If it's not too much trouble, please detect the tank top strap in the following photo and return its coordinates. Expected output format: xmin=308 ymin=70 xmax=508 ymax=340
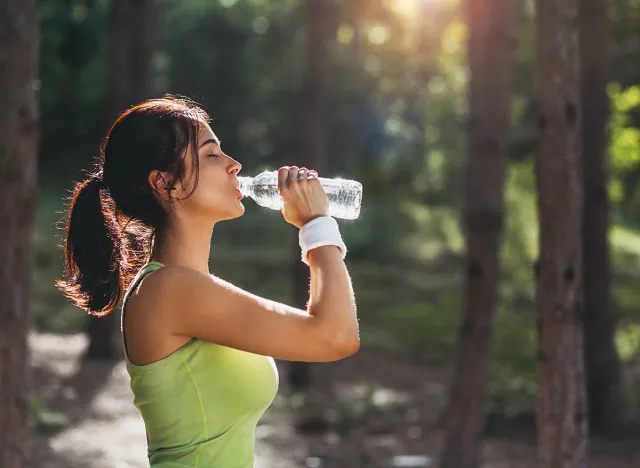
xmin=121 ymin=261 xmax=166 ymax=363
xmin=122 ymin=261 xmax=165 ymax=307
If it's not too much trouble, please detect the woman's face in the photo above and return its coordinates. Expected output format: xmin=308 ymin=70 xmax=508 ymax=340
xmin=164 ymin=122 xmax=244 ymax=223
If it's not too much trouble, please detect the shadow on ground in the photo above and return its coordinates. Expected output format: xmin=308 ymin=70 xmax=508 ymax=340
xmin=27 ymin=332 xmax=640 ymax=468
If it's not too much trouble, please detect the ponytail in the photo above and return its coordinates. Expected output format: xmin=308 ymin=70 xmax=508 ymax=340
xmin=57 ymin=177 xmax=122 ymax=316
xmin=56 ymin=96 xmax=212 ymax=315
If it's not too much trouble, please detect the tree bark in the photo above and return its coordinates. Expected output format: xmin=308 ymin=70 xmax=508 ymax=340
xmin=288 ymin=0 xmax=333 ymax=393
xmin=105 ymin=0 xmax=153 ymax=121
xmin=534 ymin=0 xmax=588 ymax=466
xmin=580 ymin=0 xmax=624 ymax=434
xmin=438 ymin=1 xmax=516 ymax=467
xmin=86 ymin=0 xmax=153 ymax=360
xmin=0 ymin=0 xmax=39 ymax=466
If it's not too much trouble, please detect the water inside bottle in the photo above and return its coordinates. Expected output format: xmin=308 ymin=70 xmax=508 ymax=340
xmin=238 ymin=173 xmax=362 ymax=220
xmin=323 ymin=180 xmax=362 ymax=219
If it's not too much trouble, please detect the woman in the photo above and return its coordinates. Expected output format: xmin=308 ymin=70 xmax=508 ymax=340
xmin=57 ymin=96 xmax=359 ymax=467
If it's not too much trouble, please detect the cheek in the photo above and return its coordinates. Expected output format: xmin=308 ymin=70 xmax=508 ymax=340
xmin=193 ymin=176 xmax=228 ymax=209
xmin=186 ymin=163 xmax=235 ymax=213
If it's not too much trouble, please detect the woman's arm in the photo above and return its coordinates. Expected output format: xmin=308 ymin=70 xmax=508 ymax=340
xmin=306 ymin=246 xmax=359 ymax=355
xmin=144 ymin=259 xmax=358 ymax=362
xmin=143 ymin=166 xmax=359 ymax=362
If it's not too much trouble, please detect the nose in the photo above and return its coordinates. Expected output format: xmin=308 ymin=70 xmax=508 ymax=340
xmin=227 ymin=156 xmax=242 ymax=175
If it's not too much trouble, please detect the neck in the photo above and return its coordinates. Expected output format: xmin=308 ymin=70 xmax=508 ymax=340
xmin=151 ymin=217 xmax=214 ymax=275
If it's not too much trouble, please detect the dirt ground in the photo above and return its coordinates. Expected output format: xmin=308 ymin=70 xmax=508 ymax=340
xmin=27 ymin=332 xmax=640 ymax=468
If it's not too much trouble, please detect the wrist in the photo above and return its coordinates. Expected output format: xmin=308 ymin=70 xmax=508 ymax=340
xmin=306 ymin=245 xmax=342 ymax=264
xmin=298 ymin=216 xmax=347 ymax=265
xmin=295 ymin=214 xmax=326 ymax=230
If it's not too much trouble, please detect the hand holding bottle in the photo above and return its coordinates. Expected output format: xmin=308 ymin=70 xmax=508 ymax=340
xmin=238 ymin=169 xmax=363 ymax=220
xmin=278 ymin=166 xmax=328 ymax=229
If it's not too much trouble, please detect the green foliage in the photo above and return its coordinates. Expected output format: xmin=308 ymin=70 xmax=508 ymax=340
xmin=609 ymin=84 xmax=640 ymax=210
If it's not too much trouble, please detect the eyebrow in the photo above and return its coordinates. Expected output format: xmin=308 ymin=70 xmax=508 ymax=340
xmin=199 ymin=138 xmax=220 ymax=149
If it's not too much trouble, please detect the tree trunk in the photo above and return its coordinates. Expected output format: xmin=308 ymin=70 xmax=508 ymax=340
xmin=86 ymin=0 xmax=153 ymax=360
xmin=438 ymin=1 xmax=516 ymax=467
xmin=106 ymin=0 xmax=153 ymax=121
xmin=288 ymin=0 xmax=333 ymax=392
xmin=534 ymin=0 xmax=588 ymax=466
xmin=0 ymin=0 xmax=39 ymax=466
xmin=580 ymin=0 xmax=624 ymax=435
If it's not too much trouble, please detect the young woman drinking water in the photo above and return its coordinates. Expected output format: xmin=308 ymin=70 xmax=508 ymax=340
xmin=57 ymin=96 xmax=359 ymax=467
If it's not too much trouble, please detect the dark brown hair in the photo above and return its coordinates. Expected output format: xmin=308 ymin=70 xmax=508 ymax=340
xmin=56 ymin=95 xmax=210 ymax=316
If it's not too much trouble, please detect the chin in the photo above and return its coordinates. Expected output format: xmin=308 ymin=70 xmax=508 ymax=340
xmin=230 ymin=208 xmax=245 ymax=219
xmin=220 ymin=202 xmax=245 ymax=221
xmin=206 ymin=197 xmax=246 ymax=223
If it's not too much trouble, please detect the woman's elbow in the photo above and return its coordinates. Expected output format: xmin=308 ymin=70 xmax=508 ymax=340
xmin=328 ymin=333 xmax=360 ymax=361
xmin=341 ymin=336 xmax=360 ymax=357
xmin=311 ymin=312 xmax=360 ymax=361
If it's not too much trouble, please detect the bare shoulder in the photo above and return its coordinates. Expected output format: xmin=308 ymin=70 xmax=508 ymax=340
xmin=130 ymin=265 xmax=264 ymax=322
xmin=137 ymin=265 xmax=246 ymax=301
xmin=128 ymin=264 xmax=356 ymax=362
xmin=123 ymin=266 xmax=208 ymax=364
xmin=130 ymin=265 xmax=216 ymax=310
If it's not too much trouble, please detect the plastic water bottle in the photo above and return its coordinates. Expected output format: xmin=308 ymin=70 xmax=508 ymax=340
xmin=238 ymin=170 xmax=363 ymax=220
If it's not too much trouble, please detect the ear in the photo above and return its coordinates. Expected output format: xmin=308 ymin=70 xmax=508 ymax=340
xmin=148 ymin=170 xmax=174 ymax=201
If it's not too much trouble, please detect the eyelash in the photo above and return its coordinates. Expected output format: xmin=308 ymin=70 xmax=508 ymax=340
xmin=207 ymin=153 xmax=219 ymax=158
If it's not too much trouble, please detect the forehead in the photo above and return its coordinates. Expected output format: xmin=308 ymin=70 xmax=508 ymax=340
xmin=197 ymin=123 xmax=218 ymax=146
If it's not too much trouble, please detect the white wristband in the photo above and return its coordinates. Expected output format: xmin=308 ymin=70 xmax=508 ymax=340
xmin=298 ymin=216 xmax=347 ymax=265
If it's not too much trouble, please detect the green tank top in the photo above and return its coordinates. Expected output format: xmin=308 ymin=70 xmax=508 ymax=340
xmin=120 ymin=262 xmax=279 ymax=467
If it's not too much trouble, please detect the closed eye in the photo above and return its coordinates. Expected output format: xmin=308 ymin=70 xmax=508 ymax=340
xmin=207 ymin=153 xmax=220 ymax=158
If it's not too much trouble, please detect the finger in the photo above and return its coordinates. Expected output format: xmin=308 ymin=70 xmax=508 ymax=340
xmin=309 ymin=177 xmax=323 ymax=190
xmin=298 ymin=168 xmax=308 ymax=181
xmin=278 ymin=167 xmax=289 ymax=192
xmin=287 ymin=166 xmax=299 ymax=185
xmin=308 ymin=170 xmax=318 ymax=179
